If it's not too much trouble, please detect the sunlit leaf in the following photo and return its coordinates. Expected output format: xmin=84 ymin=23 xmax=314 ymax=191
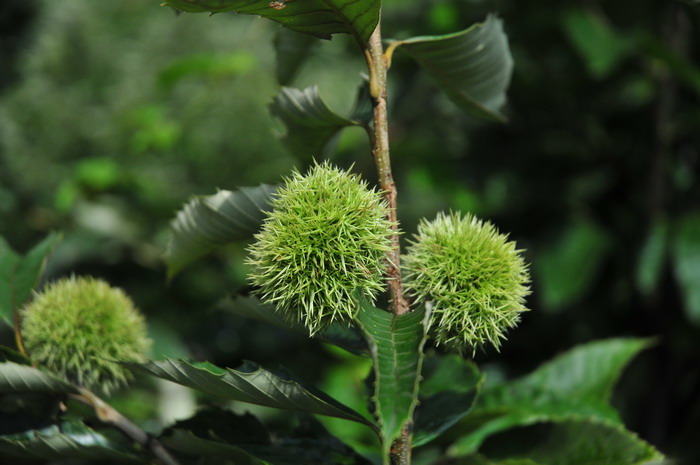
xmin=0 ymin=421 xmax=145 ymax=462
xmin=269 ymin=86 xmax=367 ymax=160
xmin=392 ymin=15 xmax=513 ymax=122
xmin=165 ymin=184 xmax=276 ymax=277
xmin=355 ymin=294 xmax=429 ymax=450
xmin=413 ymin=355 xmax=483 ymax=447
xmin=449 ymin=338 xmax=653 ymax=456
xmin=128 ymin=358 xmax=377 ymax=431
xmin=0 ymin=233 xmax=61 ymax=325
xmin=672 ymin=212 xmax=700 ymax=325
xmin=161 ymin=0 xmax=381 ymax=45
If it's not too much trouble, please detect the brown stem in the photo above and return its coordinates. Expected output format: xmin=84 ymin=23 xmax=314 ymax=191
xmin=72 ymin=388 xmax=181 ymax=465
xmin=365 ymin=20 xmax=412 ymax=465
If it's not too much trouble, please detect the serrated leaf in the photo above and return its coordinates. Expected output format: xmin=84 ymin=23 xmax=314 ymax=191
xmin=672 ymin=212 xmax=700 ymax=325
xmin=161 ymin=0 xmax=381 ymax=45
xmin=269 ymin=86 xmax=368 ymax=160
xmin=0 ymin=421 xmax=145 ymax=462
xmin=128 ymin=358 xmax=377 ymax=431
xmin=274 ymin=28 xmax=318 ymax=85
xmin=0 ymin=362 xmax=77 ymax=395
xmin=449 ymin=338 xmax=653 ymax=456
xmin=355 ymin=294 xmax=429 ymax=451
xmin=219 ymin=295 xmax=368 ymax=355
xmin=413 ymin=355 xmax=483 ymax=447
xmin=636 ymin=219 xmax=669 ymax=296
xmin=0 ymin=233 xmax=61 ymax=325
xmin=535 ymin=219 xmax=611 ymax=312
xmin=165 ymin=184 xmax=276 ymax=277
xmin=482 ymin=419 xmax=663 ymax=465
xmin=392 ymin=15 xmax=513 ymax=122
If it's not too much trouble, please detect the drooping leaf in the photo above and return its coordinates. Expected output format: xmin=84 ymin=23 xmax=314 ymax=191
xmin=162 ymin=409 xmax=372 ymax=465
xmin=392 ymin=15 xmax=514 ymax=122
xmin=161 ymin=0 xmax=381 ymax=45
xmin=128 ymin=358 xmax=377 ymax=431
xmin=535 ymin=219 xmax=611 ymax=312
xmin=219 ymin=295 xmax=368 ymax=355
xmin=269 ymin=86 xmax=367 ymax=160
xmin=165 ymin=184 xmax=276 ymax=277
xmin=672 ymin=212 xmax=700 ymax=325
xmin=636 ymin=218 xmax=669 ymax=296
xmin=274 ymin=28 xmax=319 ymax=85
xmin=355 ymin=294 xmax=429 ymax=450
xmin=0 ymin=362 xmax=77 ymax=395
xmin=0 ymin=421 xmax=146 ymax=462
xmin=480 ymin=419 xmax=663 ymax=465
xmin=413 ymin=355 xmax=483 ymax=447
xmin=449 ymin=338 xmax=653 ymax=456
xmin=0 ymin=233 xmax=61 ymax=325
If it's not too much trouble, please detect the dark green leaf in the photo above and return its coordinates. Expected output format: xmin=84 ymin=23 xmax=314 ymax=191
xmin=636 ymin=219 xmax=669 ymax=296
xmin=673 ymin=212 xmax=700 ymax=325
xmin=161 ymin=0 xmax=381 ymax=45
xmin=355 ymin=294 xmax=429 ymax=449
xmin=165 ymin=184 xmax=276 ymax=277
xmin=269 ymin=86 xmax=366 ymax=160
xmin=393 ymin=15 xmax=513 ymax=122
xmin=128 ymin=358 xmax=377 ymax=430
xmin=219 ymin=295 xmax=368 ymax=355
xmin=449 ymin=338 xmax=653 ymax=456
xmin=413 ymin=355 xmax=483 ymax=447
xmin=0 ymin=421 xmax=145 ymax=462
xmin=0 ymin=233 xmax=61 ymax=325
xmin=482 ymin=419 xmax=663 ymax=465
xmin=274 ymin=29 xmax=318 ymax=85
xmin=535 ymin=219 xmax=611 ymax=312
xmin=0 ymin=362 xmax=77 ymax=395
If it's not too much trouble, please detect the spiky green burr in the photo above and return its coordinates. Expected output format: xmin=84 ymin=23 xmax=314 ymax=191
xmin=21 ymin=276 xmax=151 ymax=394
xmin=247 ymin=162 xmax=394 ymax=335
xmin=403 ymin=212 xmax=530 ymax=354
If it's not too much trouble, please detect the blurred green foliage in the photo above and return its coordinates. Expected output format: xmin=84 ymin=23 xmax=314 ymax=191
xmin=1 ymin=0 xmax=699 ymax=463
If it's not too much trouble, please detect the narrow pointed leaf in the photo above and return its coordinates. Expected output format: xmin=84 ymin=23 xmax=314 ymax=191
xmin=161 ymin=0 xmax=381 ymax=45
xmin=0 ymin=362 xmax=77 ymax=394
xmin=393 ymin=15 xmax=513 ymax=122
xmin=128 ymin=358 xmax=377 ymax=430
xmin=166 ymin=184 xmax=276 ymax=277
xmin=636 ymin=218 xmax=669 ymax=296
xmin=449 ymin=338 xmax=653 ymax=456
xmin=219 ymin=295 xmax=368 ymax=355
xmin=672 ymin=212 xmax=700 ymax=325
xmin=269 ymin=86 xmax=367 ymax=160
xmin=0 ymin=233 xmax=61 ymax=325
xmin=413 ymin=355 xmax=483 ymax=447
xmin=0 ymin=421 xmax=145 ymax=462
xmin=274 ymin=28 xmax=318 ymax=85
xmin=355 ymin=294 xmax=429 ymax=448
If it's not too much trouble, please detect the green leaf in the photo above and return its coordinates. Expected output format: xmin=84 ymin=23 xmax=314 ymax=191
xmin=392 ymin=15 xmax=514 ymax=122
xmin=0 ymin=421 xmax=145 ymax=462
xmin=0 ymin=362 xmax=77 ymax=395
xmin=672 ymin=212 xmax=700 ymax=325
xmin=158 ymin=51 xmax=257 ymax=89
xmin=161 ymin=0 xmax=381 ymax=45
xmin=269 ymin=86 xmax=367 ymax=160
xmin=274 ymin=28 xmax=318 ymax=85
xmin=165 ymin=184 xmax=276 ymax=277
xmin=355 ymin=294 xmax=429 ymax=451
xmin=535 ymin=219 xmax=611 ymax=312
xmin=449 ymin=338 xmax=653 ymax=456
xmin=636 ymin=219 xmax=669 ymax=296
xmin=562 ymin=8 xmax=633 ymax=79
xmin=0 ymin=233 xmax=61 ymax=325
xmin=413 ymin=355 xmax=483 ymax=447
xmin=219 ymin=295 xmax=368 ymax=355
xmin=481 ymin=419 xmax=663 ymax=465
xmin=128 ymin=358 xmax=377 ymax=431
